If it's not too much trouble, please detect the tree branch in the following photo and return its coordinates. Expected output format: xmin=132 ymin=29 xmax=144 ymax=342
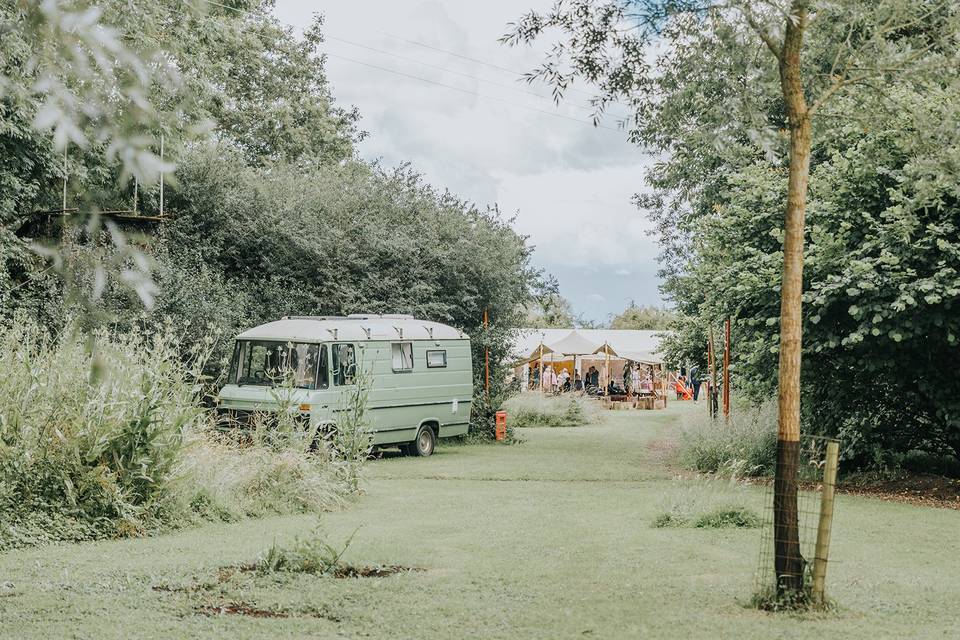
xmin=741 ymin=4 xmax=782 ymax=61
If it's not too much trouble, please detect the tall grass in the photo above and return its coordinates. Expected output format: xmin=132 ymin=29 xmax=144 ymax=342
xmin=0 ymin=316 xmax=365 ymax=549
xmin=500 ymin=393 xmax=599 ymax=428
xmin=677 ymin=400 xmax=778 ymax=477
xmin=0 ymin=317 xmax=205 ymax=533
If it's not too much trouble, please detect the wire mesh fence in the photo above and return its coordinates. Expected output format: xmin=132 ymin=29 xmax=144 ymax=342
xmin=754 ymin=435 xmax=840 ymax=604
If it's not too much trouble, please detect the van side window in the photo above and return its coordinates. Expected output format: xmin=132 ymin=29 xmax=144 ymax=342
xmin=317 ymin=344 xmax=329 ymax=389
xmin=332 ymin=343 xmax=356 ymax=386
xmin=426 ymin=349 xmax=447 ymax=368
xmin=391 ymin=342 xmax=414 ymax=372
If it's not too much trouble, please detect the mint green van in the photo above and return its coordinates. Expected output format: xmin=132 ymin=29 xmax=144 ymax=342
xmin=216 ymin=315 xmax=473 ymax=456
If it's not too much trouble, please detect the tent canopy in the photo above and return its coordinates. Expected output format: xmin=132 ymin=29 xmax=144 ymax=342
xmin=515 ymin=342 xmax=556 ymax=366
xmin=617 ymin=350 xmax=664 ymax=365
xmin=549 ymin=330 xmax=601 ymax=356
xmin=593 ymin=342 xmax=618 ymax=356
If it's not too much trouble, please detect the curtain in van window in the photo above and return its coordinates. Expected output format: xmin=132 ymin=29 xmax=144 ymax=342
xmin=392 ymin=342 xmax=414 ymax=371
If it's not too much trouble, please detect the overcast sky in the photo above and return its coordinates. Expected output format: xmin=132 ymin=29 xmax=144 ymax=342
xmin=273 ymin=0 xmax=664 ymax=324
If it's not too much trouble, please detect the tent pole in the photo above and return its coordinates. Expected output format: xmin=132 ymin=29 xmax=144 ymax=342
xmin=605 ymin=342 xmax=610 ymax=393
xmin=539 ymin=342 xmax=544 ymax=395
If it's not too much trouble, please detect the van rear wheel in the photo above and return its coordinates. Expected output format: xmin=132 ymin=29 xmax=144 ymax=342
xmin=409 ymin=425 xmax=436 ymax=457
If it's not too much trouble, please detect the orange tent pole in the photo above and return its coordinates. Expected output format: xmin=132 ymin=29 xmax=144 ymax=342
xmin=483 ymin=309 xmax=490 ymax=402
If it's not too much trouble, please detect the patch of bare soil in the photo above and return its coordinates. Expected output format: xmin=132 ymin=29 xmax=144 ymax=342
xmin=743 ymin=473 xmax=960 ymax=510
xmin=838 ymin=474 xmax=960 ymax=510
xmin=225 ymin=561 xmax=423 ymax=579
xmin=333 ymin=564 xmax=418 ymax=578
xmin=197 ymin=602 xmax=288 ymax=618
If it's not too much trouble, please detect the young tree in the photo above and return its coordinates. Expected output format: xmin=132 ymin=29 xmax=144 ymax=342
xmin=609 ymin=301 xmax=677 ymax=330
xmin=504 ymin=0 xmax=957 ymax=597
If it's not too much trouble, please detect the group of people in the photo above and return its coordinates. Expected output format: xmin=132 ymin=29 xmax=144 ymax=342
xmin=530 ymin=365 xmax=580 ymax=393
xmin=528 ymin=362 xmax=659 ymax=397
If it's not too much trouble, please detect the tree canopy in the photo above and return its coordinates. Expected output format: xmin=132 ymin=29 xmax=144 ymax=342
xmin=2 ymin=1 xmax=539 ymax=438
xmin=505 ymin=0 xmax=960 ymax=464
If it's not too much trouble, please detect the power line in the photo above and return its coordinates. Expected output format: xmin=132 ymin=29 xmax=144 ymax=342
xmin=192 ymin=0 xmax=624 ymax=133
xmin=376 ymin=29 xmax=630 ymax=107
xmin=325 ymin=34 xmax=600 ymax=114
xmin=203 ymin=1 xmax=626 ymax=111
xmin=376 ymin=30 xmax=523 ymax=77
xmin=325 ymin=53 xmax=622 ymax=132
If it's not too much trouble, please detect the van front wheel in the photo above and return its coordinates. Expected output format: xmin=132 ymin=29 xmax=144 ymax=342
xmin=409 ymin=425 xmax=436 ymax=457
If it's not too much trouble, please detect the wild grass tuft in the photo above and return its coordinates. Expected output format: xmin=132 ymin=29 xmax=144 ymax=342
xmin=676 ymin=400 xmax=778 ymax=477
xmin=257 ymin=529 xmax=357 ymax=576
xmin=653 ymin=477 xmax=763 ymax=529
xmin=693 ymin=506 xmax=761 ymax=529
xmin=501 ymin=393 xmax=598 ymax=428
xmin=0 ymin=315 xmax=207 ymax=543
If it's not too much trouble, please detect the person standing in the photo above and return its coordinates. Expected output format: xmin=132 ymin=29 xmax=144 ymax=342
xmin=543 ymin=365 xmax=557 ymax=394
xmin=690 ymin=365 xmax=701 ymax=403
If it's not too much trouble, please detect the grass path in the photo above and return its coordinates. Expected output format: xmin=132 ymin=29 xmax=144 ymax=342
xmin=2 ymin=402 xmax=959 ymax=638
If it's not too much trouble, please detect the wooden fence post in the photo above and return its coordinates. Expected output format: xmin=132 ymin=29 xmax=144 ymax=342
xmin=812 ymin=440 xmax=840 ymax=604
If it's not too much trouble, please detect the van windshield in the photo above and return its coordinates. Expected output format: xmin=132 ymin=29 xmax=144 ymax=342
xmin=230 ymin=340 xmax=328 ymax=390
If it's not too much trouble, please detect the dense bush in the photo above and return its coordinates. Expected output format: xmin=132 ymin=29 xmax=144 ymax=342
xmin=501 ymin=394 xmax=595 ymax=428
xmin=0 ymin=317 xmax=363 ymax=549
xmin=0 ymin=317 xmax=203 ymax=528
xmin=154 ymin=147 xmax=535 ymax=438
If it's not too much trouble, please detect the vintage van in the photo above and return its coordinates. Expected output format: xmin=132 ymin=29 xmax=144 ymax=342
xmin=216 ymin=314 xmax=473 ymax=456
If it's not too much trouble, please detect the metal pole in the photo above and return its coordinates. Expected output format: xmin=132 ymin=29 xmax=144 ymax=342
xmin=159 ymin=133 xmax=165 ymax=217
xmin=62 ymin=146 xmax=68 ymax=212
xmin=483 ymin=309 xmax=490 ymax=402
xmin=812 ymin=440 xmax=840 ymax=604
xmin=723 ymin=318 xmax=731 ymax=421
xmin=707 ymin=331 xmax=714 ymax=417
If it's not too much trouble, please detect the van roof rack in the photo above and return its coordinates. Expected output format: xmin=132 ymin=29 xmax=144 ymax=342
xmin=281 ymin=314 xmax=416 ymax=321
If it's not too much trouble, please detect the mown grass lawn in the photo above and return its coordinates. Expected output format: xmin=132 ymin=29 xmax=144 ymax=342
xmin=2 ymin=402 xmax=958 ymax=639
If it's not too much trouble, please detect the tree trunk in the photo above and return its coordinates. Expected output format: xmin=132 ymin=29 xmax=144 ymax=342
xmin=774 ymin=1 xmax=811 ymax=597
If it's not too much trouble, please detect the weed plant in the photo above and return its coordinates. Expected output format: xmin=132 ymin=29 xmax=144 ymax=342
xmin=677 ymin=400 xmax=779 ymax=477
xmin=501 ymin=393 xmax=597 ymax=428
xmin=257 ymin=529 xmax=357 ymax=576
xmin=652 ymin=477 xmax=762 ymax=529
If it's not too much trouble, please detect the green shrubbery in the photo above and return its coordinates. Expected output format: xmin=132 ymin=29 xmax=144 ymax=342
xmin=501 ymin=394 xmax=595 ymax=428
xmin=653 ymin=506 xmax=761 ymax=529
xmin=676 ymin=401 xmax=779 ymax=477
xmin=0 ymin=317 xmax=364 ymax=549
xmin=0 ymin=317 xmax=203 ymax=536
xmin=652 ymin=479 xmax=762 ymax=529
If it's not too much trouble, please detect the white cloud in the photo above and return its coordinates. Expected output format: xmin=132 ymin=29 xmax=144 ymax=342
xmin=273 ymin=0 xmax=664 ymax=320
